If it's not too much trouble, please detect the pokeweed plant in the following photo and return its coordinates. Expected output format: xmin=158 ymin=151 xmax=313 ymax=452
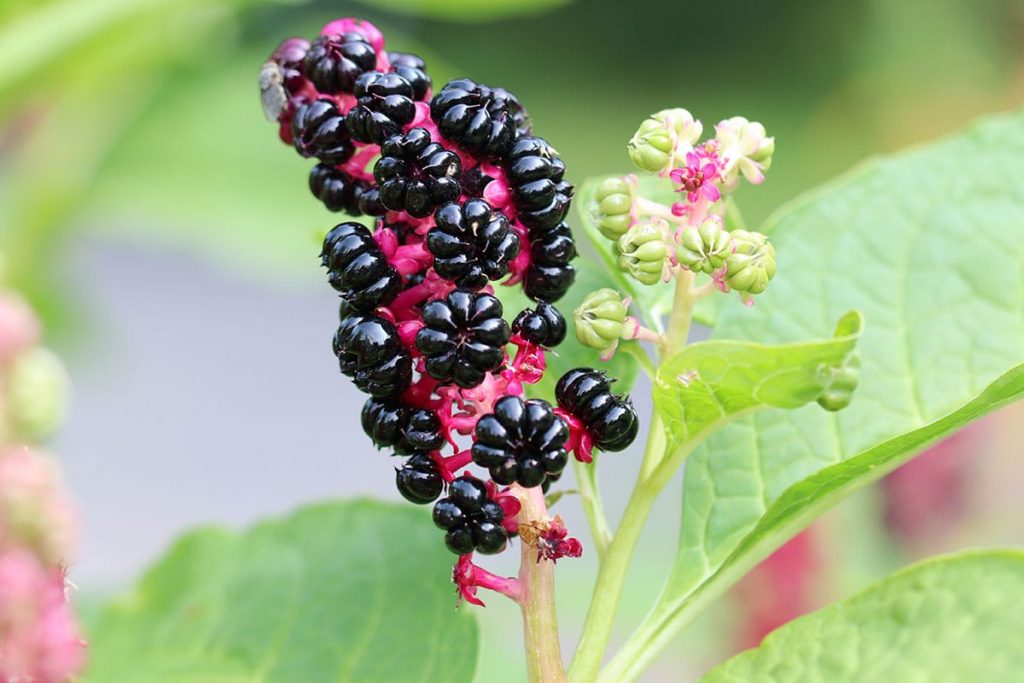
xmin=82 ymin=15 xmax=1024 ymax=683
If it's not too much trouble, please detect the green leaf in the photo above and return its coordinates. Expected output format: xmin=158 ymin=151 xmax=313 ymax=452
xmin=497 ymin=258 xmax=639 ymax=403
xmin=701 ymin=550 xmax=1024 ymax=682
xmin=85 ymin=500 xmax=479 ymax=683
xmin=654 ymin=311 xmax=861 ymax=456
xmin=350 ymin=0 xmax=574 ymax=22
xmin=601 ymin=109 xmax=1024 ymax=681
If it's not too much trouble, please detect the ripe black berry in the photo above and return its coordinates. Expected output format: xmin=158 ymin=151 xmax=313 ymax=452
xmin=427 ymin=199 xmax=520 ymax=288
xmin=430 ymin=78 xmax=530 ymax=158
xmin=396 ymin=453 xmax=444 ymax=504
xmin=291 ymin=98 xmax=355 ymax=164
xmin=524 ymin=263 xmax=576 ymax=303
xmin=334 ymin=313 xmax=412 ymax=398
xmin=387 ymin=51 xmax=431 ymax=101
xmin=555 ymin=368 xmax=639 ymax=451
xmin=512 ymin=302 xmax=566 ymax=347
xmin=303 ymin=32 xmax=377 ymax=94
xmin=472 ymin=395 xmax=569 ymax=488
xmin=531 ymin=221 xmax=576 ymax=268
xmin=309 ymin=164 xmax=370 ymax=214
xmin=321 ymin=222 xmax=400 ymax=310
xmin=505 ymin=136 xmax=574 ymax=231
xmin=415 ymin=289 xmax=510 ymax=388
xmin=346 ymin=71 xmax=416 ymax=144
xmin=374 ymin=128 xmax=461 ymax=218
xmin=432 ymin=476 xmax=508 ymax=555
xmin=361 ymin=397 xmax=444 ymax=453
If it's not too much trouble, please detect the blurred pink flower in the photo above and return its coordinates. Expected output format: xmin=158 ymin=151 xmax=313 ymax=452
xmin=670 ymin=150 xmax=722 ymax=204
xmin=0 ymin=549 xmax=85 ymax=683
xmin=0 ymin=293 xmax=40 ymax=367
xmin=0 ymin=447 xmax=75 ymax=567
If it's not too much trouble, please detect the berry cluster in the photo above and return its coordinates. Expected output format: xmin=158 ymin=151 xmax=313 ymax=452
xmin=262 ymin=18 xmax=638 ymax=602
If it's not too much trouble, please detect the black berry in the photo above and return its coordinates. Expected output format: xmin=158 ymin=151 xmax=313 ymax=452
xmin=333 ymin=313 xmax=412 ymax=398
xmin=415 ymin=290 xmax=511 ymax=388
xmin=427 ymin=199 xmax=520 ymax=288
xmin=505 ymin=136 xmax=574 ymax=231
xmin=346 ymin=71 xmax=417 ymax=144
xmin=472 ymin=395 xmax=569 ymax=488
xmin=396 ymin=453 xmax=443 ymax=504
xmin=387 ymin=51 xmax=431 ymax=101
xmin=555 ymin=368 xmax=639 ymax=452
xmin=309 ymin=164 xmax=370 ymax=214
xmin=430 ymin=78 xmax=530 ymax=158
xmin=374 ymin=128 xmax=461 ymax=218
xmin=531 ymin=221 xmax=576 ymax=268
xmin=303 ymin=33 xmax=377 ymax=94
xmin=512 ymin=302 xmax=566 ymax=347
xmin=291 ymin=98 xmax=355 ymax=164
xmin=432 ymin=476 xmax=508 ymax=555
xmin=524 ymin=263 xmax=576 ymax=303
xmin=361 ymin=397 xmax=444 ymax=453
xmin=321 ymin=222 xmax=401 ymax=310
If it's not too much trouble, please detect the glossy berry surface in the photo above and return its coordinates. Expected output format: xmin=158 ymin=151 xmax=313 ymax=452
xmin=472 ymin=395 xmax=569 ymax=488
xmin=303 ymin=32 xmax=377 ymax=94
xmin=555 ymin=368 xmax=639 ymax=451
xmin=290 ymin=98 xmax=355 ymax=164
xmin=415 ymin=290 xmax=510 ymax=388
xmin=524 ymin=262 xmax=576 ymax=304
xmin=387 ymin=51 xmax=431 ymax=101
xmin=430 ymin=78 xmax=530 ymax=158
xmin=346 ymin=71 xmax=416 ymax=144
xmin=531 ymin=221 xmax=577 ymax=268
xmin=321 ymin=222 xmax=400 ymax=310
xmin=309 ymin=164 xmax=369 ymax=214
xmin=396 ymin=454 xmax=444 ymax=504
xmin=361 ymin=397 xmax=444 ymax=453
xmin=427 ymin=199 xmax=520 ymax=288
xmin=374 ymin=128 xmax=461 ymax=218
xmin=505 ymin=136 xmax=573 ymax=230
xmin=432 ymin=476 xmax=508 ymax=555
xmin=512 ymin=302 xmax=566 ymax=347
xmin=334 ymin=313 xmax=412 ymax=398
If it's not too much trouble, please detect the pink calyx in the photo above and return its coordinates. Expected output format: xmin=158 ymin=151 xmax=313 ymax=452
xmin=508 ymin=336 xmax=546 ymax=385
xmin=388 ymin=271 xmax=454 ymax=321
xmin=320 ymin=18 xmax=385 ymax=54
xmin=340 ymin=144 xmax=379 ymax=183
xmin=520 ymin=515 xmax=583 ymax=564
xmin=555 ymin=408 xmax=595 ymax=463
xmin=453 ymin=554 xmax=523 ymax=607
xmin=484 ymin=481 xmax=523 ymax=534
xmin=503 ymin=221 xmax=532 ymax=286
xmin=374 ymin=229 xmax=434 ymax=276
xmin=429 ymin=449 xmax=473 ymax=483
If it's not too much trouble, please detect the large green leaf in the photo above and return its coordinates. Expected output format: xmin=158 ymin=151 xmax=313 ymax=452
xmin=85 ymin=500 xmax=479 ymax=683
xmin=701 ymin=550 xmax=1024 ymax=682
xmin=600 ymin=109 xmax=1024 ymax=681
xmin=654 ymin=310 xmax=861 ymax=456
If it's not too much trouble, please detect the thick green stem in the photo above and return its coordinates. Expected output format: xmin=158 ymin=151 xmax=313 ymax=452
xmin=516 ymin=485 xmax=567 ymax=683
xmin=574 ymin=457 xmax=612 ymax=563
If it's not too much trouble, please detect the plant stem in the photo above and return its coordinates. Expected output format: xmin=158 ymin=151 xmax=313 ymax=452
xmin=573 ymin=457 xmax=612 ymax=562
xmin=516 ymin=485 xmax=567 ymax=683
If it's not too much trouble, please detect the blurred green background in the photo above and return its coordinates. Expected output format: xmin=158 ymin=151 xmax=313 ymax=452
xmin=2 ymin=0 xmax=1023 ymax=680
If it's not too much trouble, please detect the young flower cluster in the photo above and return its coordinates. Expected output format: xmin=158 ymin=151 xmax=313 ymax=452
xmin=262 ymin=18 xmax=639 ymax=606
xmin=579 ymin=109 xmax=778 ymax=355
xmin=0 ymin=288 xmax=84 ymax=682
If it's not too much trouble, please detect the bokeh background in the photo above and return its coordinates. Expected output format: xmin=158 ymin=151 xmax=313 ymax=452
xmin=2 ymin=0 xmax=1024 ymax=679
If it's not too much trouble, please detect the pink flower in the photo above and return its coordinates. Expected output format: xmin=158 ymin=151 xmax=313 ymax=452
xmin=0 ymin=447 xmax=76 ymax=566
xmin=0 ymin=550 xmax=85 ymax=683
xmin=452 ymin=554 xmax=522 ymax=607
xmin=669 ymin=150 xmax=722 ymax=204
xmin=519 ymin=515 xmax=582 ymax=564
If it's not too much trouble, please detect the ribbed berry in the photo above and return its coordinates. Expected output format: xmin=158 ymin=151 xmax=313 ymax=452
xmin=472 ymin=396 xmax=569 ymax=488
xmin=387 ymin=51 xmax=431 ymax=101
xmin=531 ymin=221 xmax=576 ymax=268
xmin=460 ymin=166 xmax=494 ymax=198
xmin=396 ymin=453 xmax=444 ymax=504
xmin=374 ymin=128 xmax=461 ymax=218
xmin=555 ymin=368 xmax=639 ymax=451
xmin=512 ymin=302 xmax=566 ymax=347
xmin=333 ymin=313 xmax=412 ymax=398
xmin=427 ymin=199 xmax=520 ymax=288
xmin=309 ymin=164 xmax=370 ymax=214
xmin=432 ymin=476 xmax=508 ymax=555
xmin=524 ymin=263 xmax=576 ymax=303
xmin=361 ymin=397 xmax=444 ymax=453
xmin=430 ymin=78 xmax=530 ymax=158
xmin=415 ymin=289 xmax=510 ymax=388
xmin=291 ymin=98 xmax=355 ymax=164
xmin=505 ymin=136 xmax=574 ymax=231
xmin=321 ymin=222 xmax=400 ymax=310
xmin=346 ymin=71 xmax=416 ymax=144
xmin=303 ymin=33 xmax=377 ymax=94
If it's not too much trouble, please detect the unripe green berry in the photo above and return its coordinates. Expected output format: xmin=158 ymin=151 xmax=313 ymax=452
xmin=817 ymin=352 xmax=861 ymax=411
xmin=6 ymin=347 xmax=68 ymax=442
xmin=592 ymin=177 xmax=633 ymax=240
xmin=677 ymin=218 xmax=731 ymax=274
xmin=574 ymin=288 xmax=628 ymax=351
xmin=725 ymin=230 xmax=776 ymax=295
xmin=617 ymin=222 xmax=668 ymax=286
xmin=627 ymin=108 xmax=702 ymax=175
